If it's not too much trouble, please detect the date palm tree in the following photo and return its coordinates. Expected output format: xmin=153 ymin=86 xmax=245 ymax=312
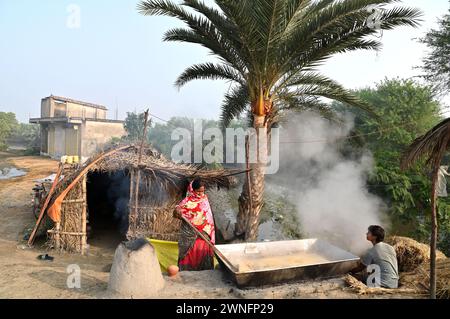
xmin=138 ymin=0 xmax=422 ymax=240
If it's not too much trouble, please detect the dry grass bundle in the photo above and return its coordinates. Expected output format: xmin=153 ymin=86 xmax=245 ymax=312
xmin=48 ymin=180 xmax=84 ymax=252
xmin=128 ymin=202 xmax=182 ymax=241
xmin=344 ymin=274 xmax=420 ymax=296
xmin=401 ymin=259 xmax=450 ymax=299
xmin=386 ymin=236 xmax=447 ymax=272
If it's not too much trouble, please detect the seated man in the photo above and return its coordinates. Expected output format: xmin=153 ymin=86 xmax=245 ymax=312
xmin=350 ymin=225 xmax=399 ymax=288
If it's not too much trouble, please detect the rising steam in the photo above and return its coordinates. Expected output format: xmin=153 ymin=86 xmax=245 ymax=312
xmin=272 ymin=111 xmax=386 ymax=254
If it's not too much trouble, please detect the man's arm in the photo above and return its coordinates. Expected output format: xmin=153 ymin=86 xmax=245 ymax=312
xmin=350 ymin=261 xmax=366 ymax=274
xmin=350 ymin=251 xmax=372 ymax=274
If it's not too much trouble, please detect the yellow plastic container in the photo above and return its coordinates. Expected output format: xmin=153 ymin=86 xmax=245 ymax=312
xmin=73 ymin=156 xmax=79 ymax=163
xmin=66 ymin=156 xmax=73 ymax=164
xmin=147 ymin=238 xmax=218 ymax=273
xmin=148 ymin=239 xmax=179 ymax=273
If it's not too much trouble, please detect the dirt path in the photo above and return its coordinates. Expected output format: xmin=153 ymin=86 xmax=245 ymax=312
xmin=0 ymin=153 xmax=422 ymax=299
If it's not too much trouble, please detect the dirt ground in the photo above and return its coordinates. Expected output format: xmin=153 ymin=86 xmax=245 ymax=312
xmin=0 ymin=152 xmax=423 ymax=299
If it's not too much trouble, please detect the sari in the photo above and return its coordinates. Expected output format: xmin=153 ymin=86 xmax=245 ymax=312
xmin=176 ymin=181 xmax=215 ymax=271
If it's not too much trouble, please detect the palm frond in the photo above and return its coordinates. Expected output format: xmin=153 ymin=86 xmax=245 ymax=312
xmin=138 ymin=0 xmax=190 ymax=18
xmin=139 ymin=0 xmax=247 ymax=75
xmin=278 ymin=0 xmax=422 ymax=76
xmin=401 ymin=118 xmax=450 ymax=170
xmin=220 ymin=84 xmax=250 ymax=127
xmin=378 ymin=6 xmax=423 ymax=30
xmin=140 ymin=0 xmax=422 ymax=121
xmin=163 ymin=27 xmax=247 ymax=75
xmin=181 ymin=0 xmax=252 ymax=71
xmin=279 ymin=72 xmax=376 ymax=116
xmin=175 ymin=62 xmax=244 ymax=88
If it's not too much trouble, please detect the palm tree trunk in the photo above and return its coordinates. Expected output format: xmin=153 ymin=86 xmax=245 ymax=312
xmin=235 ymin=114 xmax=267 ymax=241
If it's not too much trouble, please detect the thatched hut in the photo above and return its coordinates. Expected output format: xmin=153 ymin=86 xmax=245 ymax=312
xmin=36 ymin=144 xmax=239 ymax=253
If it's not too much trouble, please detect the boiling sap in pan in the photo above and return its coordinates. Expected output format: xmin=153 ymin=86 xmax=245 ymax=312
xmin=229 ymin=251 xmax=330 ymax=273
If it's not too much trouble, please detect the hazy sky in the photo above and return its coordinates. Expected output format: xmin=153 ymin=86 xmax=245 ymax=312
xmin=0 ymin=0 xmax=449 ymax=123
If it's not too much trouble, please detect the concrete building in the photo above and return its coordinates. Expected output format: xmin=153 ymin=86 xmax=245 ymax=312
xmin=30 ymin=95 xmax=126 ymax=161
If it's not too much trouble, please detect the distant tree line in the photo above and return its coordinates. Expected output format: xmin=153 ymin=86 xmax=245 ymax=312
xmin=0 ymin=111 xmax=40 ymax=154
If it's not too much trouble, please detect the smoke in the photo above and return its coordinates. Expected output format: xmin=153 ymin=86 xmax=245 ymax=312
xmin=106 ymin=171 xmax=171 ymax=235
xmin=106 ymin=171 xmax=130 ymax=234
xmin=273 ymin=111 xmax=386 ymax=255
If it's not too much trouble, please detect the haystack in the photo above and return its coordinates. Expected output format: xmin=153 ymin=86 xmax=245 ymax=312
xmin=386 ymin=236 xmax=447 ymax=272
xmin=400 ymin=258 xmax=450 ymax=299
xmin=34 ymin=144 xmax=241 ymax=253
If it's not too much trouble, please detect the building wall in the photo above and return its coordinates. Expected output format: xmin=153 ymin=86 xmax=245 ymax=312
xmin=53 ymin=124 xmax=66 ymax=159
xmin=66 ymin=102 xmax=106 ymax=119
xmin=65 ymin=126 xmax=80 ymax=156
xmin=48 ymin=126 xmax=55 ymax=156
xmin=40 ymin=97 xmax=107 ymax=119
xmin=45 ymin=124 xmax=81 ymax=159
xmin=54 ymin=101 xmax=66 ymax=117
xmin=40 ymin=125 xmax=49 ymax=154
xmin=41 ymin=98 xmax=52 ymax=118
xmin=80 ymin=121 xmax=125 ymax=160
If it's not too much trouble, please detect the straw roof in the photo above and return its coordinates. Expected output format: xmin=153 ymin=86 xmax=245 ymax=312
xmin=49 ymin=144 xmax=241 ymax=205
xmin=401 ymin=117 xmax=450 ymax=170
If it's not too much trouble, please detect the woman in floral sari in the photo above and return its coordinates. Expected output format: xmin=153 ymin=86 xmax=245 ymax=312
xmin=174 ymin=178 xmax=215 ymax=271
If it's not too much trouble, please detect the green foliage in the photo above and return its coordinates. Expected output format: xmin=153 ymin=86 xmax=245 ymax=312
xmin=419 ymin=4 xmax=450 ymax=94
xmin=123 ymin=112 xmax=247 ymax=165
xmin=148 ymin=117 xmax=196 ymax=157
xmin=123 ymin=112 xmax=146 ymax=142
xmin=0 ymin=112 xmax=19 ymax=150
xmin=335 ymin=78 xmax=450 ymax=254
xmin=261 ymin=190 xmax=302 ymax=239
xmin=11 ymin=123 xmax=40 ymax=154
xmin=0 ymin=113 xmax=38 ymax=154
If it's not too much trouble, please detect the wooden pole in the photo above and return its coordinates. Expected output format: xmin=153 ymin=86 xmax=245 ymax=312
xmin=81 ymin=174 xmax=87 ymax=255
xmin=180 ymin=215 xmax=238 ymax=273
xmin=128 ymin=169 xmax=135 ymax=237
xmin=245 ymin=135 xmax=254 ymax=241
xmin=28 ymin=163 xmax=63 ymax=246
xmin=428 ymin=135 xmax=450 ymax=298
xmin=48 ymin=230 xmax=86 ymax=236
xmin=132 ymin=110 xmax=150 ymax=236
xmin=62 ymin=198 xmax=85 ymax=204
xmin=430 ymin=166 xmax=439 ymax=299
xmin=55 ymin=222 xmax=61 ymax=250
xmin=133 ymin=167 xmax=141 ymax=230
xmin=428 ymin=132 xmax=450 ymax=299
